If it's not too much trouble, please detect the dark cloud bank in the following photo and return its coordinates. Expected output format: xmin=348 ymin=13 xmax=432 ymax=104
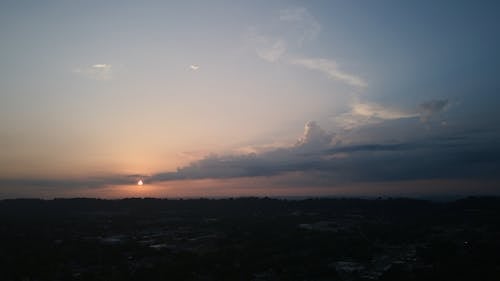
xmin=148 ymin=121 xmax=500 ymax=184
xmin=2 ymin=111 xmax=499 ymax=195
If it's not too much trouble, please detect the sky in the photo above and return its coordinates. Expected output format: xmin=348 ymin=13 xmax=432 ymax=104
xmin=1 ymin=0 xmax=499 ymax=198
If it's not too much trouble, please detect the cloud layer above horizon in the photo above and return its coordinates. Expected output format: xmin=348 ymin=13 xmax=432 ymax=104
xmin=2 ymin=118 xmax=499 ymax=198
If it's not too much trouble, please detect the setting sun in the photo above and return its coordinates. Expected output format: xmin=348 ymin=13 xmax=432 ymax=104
xmin=137 ymin=180 xmax=143 ymax=186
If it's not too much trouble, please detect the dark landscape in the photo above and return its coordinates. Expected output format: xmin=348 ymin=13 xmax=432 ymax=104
xmin=1 ymin=197 xmax=499 ymax=281
xmin=2 ymin=2 xmax=500 ymax=280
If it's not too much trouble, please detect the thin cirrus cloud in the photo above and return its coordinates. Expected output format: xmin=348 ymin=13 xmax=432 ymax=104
xmin=248 ymin=7 xmax=365 ymax=89
xmin=73 ymin=63 xmax=113 ymax=80
xmin=255 ymin=38 xmax=287 ymax=63
xmin=290 ymin=58 xmax=367 ymax=88
xmin=279 ymin=7 xmax=321 ymax=46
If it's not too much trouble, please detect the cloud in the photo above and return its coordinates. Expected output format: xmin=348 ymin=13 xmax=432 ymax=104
xmin=279 ymin=7 xmax=321 ymax=46
xmin=0 ymin=174 xmax=137 ymax=189
xmin=351 ymin=102 xmax=416 ymax=120
xmin=73 ymin=63 xmax=113 ymax=80
xmin=144 ymin=119 xmax=500 ymax=186
xmin=2 ymin=122 xmax=499 ymax=196
xmin=0 ymin=121 xmax=337 ymax=191
xmin=290 ymin=58 xmax=367 ymax=88
xmin=246 ymin=29 xmax=287 ymax=62
xmin=92 ymin=64 xmax=111 ymax=69
xmin=296 ymin=121 xmax=336 ymax=150
xmin=246 ymin=7 xmax=365 ymax=89
xmin=334 ymin=101 xmax=417 ymax=129
xmin=150 ymin=121 xmax=336 ymax=182
xmin=189 ymin=64 xmax=200 ymax=71
xmin=256 ymin=39 xmax=287 ymax=62
xmin=334 ymin=99 xmax=450 ymax=129
xmin=147 ymin=122 xmax=500 ymax=188
xmin=417 ymin=99 xmax=449 ymax=122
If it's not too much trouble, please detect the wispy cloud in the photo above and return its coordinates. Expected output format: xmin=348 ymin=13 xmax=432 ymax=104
xmin=334 ymin=99 xmax=449 ymax=129
xmin=247 ymin=7 xmax=365 ymax=89
xmin=73 ymin=63 xmax=113 ymax=80
xmin=279 ymin=7 xmax=321 ymax=46
xmin=257 ymin=38 xmax=287 ymax=62
xmin=290 ymin=58 xmax=367 ymax=88
xmin=418 ymin=99 xmax=449 ymax=122
xmin=246 ymin=29 xmax=287 ymax=63
xmin=189 ymin=64 xmax=200 ymax=71
xmin=92 ymin=64 xmax=110 ymax=69
xmin=351 ymin=102 xmax=416 ymax=120
xmin=0 ymin=174 xmax=137 ymax=189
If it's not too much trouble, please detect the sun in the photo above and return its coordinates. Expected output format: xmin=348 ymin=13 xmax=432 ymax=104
xmin=137 ymin=180 xmax=143 ymax=186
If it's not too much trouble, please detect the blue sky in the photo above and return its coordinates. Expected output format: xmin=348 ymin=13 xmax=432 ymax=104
xmin=1 ymin=0 xmax=499 ymax=198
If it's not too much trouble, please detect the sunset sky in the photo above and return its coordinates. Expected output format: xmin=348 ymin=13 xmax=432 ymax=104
xmin=1 ymin=1 xmax=499 ymax=198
